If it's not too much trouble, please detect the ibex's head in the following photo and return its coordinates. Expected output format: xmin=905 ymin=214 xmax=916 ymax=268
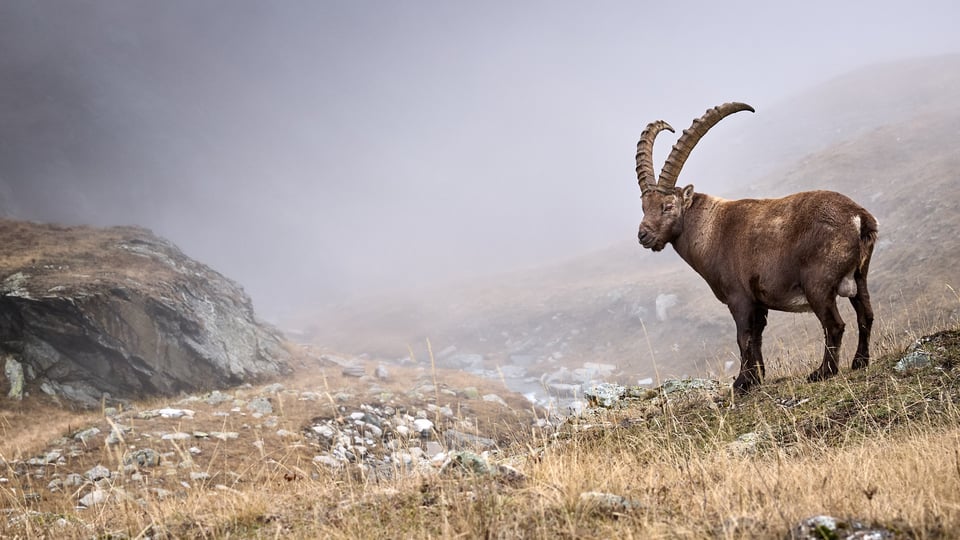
xmin=636 ymin=102 xmax=754 ymax=251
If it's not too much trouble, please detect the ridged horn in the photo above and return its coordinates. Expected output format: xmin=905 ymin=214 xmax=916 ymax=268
xmin=636 ymin=120 xmax=674 ymax=193
xmin=657 ymin=102 xmax=755 ymax=190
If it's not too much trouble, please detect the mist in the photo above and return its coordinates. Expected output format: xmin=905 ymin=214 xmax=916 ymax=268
xmin=1 ymin=1 xmax=958 ymax=321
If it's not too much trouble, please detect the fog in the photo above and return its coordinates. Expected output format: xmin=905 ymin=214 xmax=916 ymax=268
xmin=1 ymin=1 xmax=958 ymax=320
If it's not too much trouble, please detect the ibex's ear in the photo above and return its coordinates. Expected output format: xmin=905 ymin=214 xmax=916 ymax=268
xmin=681 ymin=184 xmax=695 ymax=208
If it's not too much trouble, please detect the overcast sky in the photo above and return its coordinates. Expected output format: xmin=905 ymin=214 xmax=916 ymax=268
xmin=1 ymin=1 xmax=958 ymax=319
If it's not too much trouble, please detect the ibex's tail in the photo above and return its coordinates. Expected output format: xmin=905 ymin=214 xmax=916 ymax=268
xmin=858 ymin=212 xmax=879 ymax=274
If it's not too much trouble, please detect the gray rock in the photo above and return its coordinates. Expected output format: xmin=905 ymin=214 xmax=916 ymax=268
xmin=79 ymin=489 xmax=110 ymax=507
xmin=145 ymin=408 xmax=195 ymax=419
xmin=73 ymin=427 xmax=101 ymax=443
xmin=444 ymin=429 xmax=497 ymax=451
xmin=789 ymin=515 xmax=893 ymax=540
xmin=84 ymin=465 xmax=111 ymax=482
xmin=205 ymin=390 xmax=233 ymax=405
xmin=375 ymin=365 xmax=389 ymax=380
xmin=440 ymin=451 xmax=492 ymax=476
xmin=424 ymin=441 xmax=444 ymax=458
xmin=413 ymin=418 xmax=434 ymax=435
xmin=583 ymin=382 xmax=626 ymax=408
xmin=578 ymin=491 xmax=644 ymax=514
xmin=894 ymin=350 xmax=933 ymax=372
xmin=342 ymin=365 xmax=365 ymax=377
xmin=63 ymin=473 xmax=84 ymax=487
xmin=4 ymin=356 xmax=24 ymax=400
xmin=262 ymin=383 xmax=285 ymax=394
xmin=105 ymin=425 xmax=132 ymax=445
xmin=660 ymin=378 xmax=721 ymax=395
xmin=124 ymin=448 xmax=161 ymax=468
xmin=28 ymin=450 xmax=62 ymax=466
xmin=361 ymin=423 xmax=383 ymax=439
xmin=0 ymin=221 xmax=291 ymax=406
xmin=438 ymin=451 xmax=523 ymax=483
xmin=482 ymin=394 xmax=507 ymax=407
xmin=246 ymin=396 xmax=273 ymax=415
xmin=311 ymin=424 xmax=336 ymax=440
xmin=313 ymin=454 xmax=343 ymax=468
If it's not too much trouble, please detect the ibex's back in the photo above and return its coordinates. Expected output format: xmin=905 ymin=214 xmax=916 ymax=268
xmin=682 ymin=190 xmax=877 ymax=312
xmin=634 ymin=103 xmax=878 ymax=394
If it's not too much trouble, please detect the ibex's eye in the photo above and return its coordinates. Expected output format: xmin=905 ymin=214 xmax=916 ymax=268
xmin=662 ymin=203 xmax=675 ymax=213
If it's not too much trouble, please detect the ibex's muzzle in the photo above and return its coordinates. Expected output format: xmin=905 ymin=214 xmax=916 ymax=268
xmin=637 ymin=226 xmax=662 ymax=251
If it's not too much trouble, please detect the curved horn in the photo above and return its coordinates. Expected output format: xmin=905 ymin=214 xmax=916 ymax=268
xmin=657 ymin=102 xmax=755 ymax=190
xmin=636 ymin=120 xmax=674 ymax=193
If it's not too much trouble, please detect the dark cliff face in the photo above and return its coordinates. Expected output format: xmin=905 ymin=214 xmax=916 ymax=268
xmin=0 ymin=219 xmax=290 ymax=405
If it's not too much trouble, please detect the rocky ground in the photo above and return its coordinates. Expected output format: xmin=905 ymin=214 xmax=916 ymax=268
xmin=3 ymin=330 xmax=956 ymax=538
xmin=0 ymin=349 xmax=540 ymax=522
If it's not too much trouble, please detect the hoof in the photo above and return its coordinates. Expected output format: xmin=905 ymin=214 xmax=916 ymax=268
xmin=733 ymin=375 xmax=758 ymax=395
xmin=851 ymin=356 xmax=869 ymax=370
xmin=807 ymin=369 xmax=837 ymax=383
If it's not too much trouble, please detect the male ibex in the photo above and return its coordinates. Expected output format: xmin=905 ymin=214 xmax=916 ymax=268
xmin=635 ymin=103 xmax=878 ymax=393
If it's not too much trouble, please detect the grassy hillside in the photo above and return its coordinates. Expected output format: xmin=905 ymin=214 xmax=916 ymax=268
xmin=1 ymin=326 xmax=957 ymax=538
xmin=302 ymin=57 xmax=960 ymax=385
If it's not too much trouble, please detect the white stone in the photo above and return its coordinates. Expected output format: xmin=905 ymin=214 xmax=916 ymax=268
xmin=79 ymin=489 xmax=110 ymax=507
xmin=413 ymin=418 xmax=434 ymax=434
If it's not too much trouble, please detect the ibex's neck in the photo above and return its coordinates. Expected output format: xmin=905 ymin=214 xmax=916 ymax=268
xmin=671 ymin=193 xmax=726 ymax=274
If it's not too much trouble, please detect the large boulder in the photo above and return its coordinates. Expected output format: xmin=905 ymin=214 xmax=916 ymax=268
xmin=0 ymin=219 xmax=290 ymax=405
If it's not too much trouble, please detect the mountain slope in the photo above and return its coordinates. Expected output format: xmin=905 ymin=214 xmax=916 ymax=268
xmin=303 ymin=56 xmax=960 ymax=384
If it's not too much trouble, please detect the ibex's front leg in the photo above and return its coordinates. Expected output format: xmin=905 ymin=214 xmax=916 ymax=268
xmin=750 ymin=306 xmax=768 ymax=380
xmin=730 ymin=301 xmax=765 ymax=394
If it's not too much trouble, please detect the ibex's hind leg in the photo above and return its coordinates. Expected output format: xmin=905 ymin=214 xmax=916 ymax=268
xmin=749 ymin=306 xmax=769 ymax=380
xmin=849 ymin=271 xmax=874 ymax=370
xmin=808 ymin=296 xmax=845 ymax=382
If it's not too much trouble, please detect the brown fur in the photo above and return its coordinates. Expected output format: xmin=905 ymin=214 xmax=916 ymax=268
xmin=639 ymin=187 xmax=878 ymax=393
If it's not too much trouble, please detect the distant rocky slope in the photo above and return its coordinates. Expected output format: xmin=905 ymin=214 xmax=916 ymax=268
xmin=0 ymin=219 xmax=290 ymax=406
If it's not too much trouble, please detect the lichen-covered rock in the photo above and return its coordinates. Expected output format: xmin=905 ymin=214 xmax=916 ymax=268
xmin=789 ymin=515 xmax=893 ymax=539
xmin=4 ymin=355 xmax=24 ymax=400
xmin=582 ymin=382 xmax=626 ymax=408
xmin=0 ymin=220 xmax=290 ymax=405
xmin=894 ymin=350 xmax=933 ymax=372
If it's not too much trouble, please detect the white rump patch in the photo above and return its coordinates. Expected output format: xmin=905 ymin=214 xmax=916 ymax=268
xmin=838 ymin=273 xmax=857 ymax=298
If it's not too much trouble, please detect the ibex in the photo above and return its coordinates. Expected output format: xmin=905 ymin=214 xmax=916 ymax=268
xmin=635 ymin=102 xmax=878 ymax=394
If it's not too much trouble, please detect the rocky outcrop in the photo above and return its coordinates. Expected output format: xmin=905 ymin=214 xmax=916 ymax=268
xmin=0 ymin=219 xmax=290 ymax=405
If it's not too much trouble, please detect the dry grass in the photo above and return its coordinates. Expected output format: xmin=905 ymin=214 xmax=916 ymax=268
xmin=0 ymin=328 xmax=956 ymax=538
xmin=0 ymin=219 xmax=189 ymax=295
